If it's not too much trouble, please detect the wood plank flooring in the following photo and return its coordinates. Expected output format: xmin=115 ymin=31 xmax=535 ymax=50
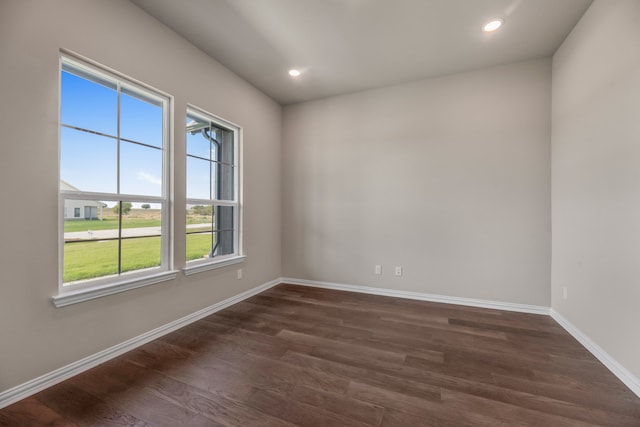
xmin=2 ymin=284 xmax=639 ymax=426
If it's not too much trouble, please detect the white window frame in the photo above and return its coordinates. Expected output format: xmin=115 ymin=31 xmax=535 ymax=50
xmin=53 ymin=53 xmax=176 ymax=307
xmin=184 ymin=106 xmax=244 ymax=276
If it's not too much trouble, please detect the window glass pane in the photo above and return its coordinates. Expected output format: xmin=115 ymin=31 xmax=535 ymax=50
xmin=119 ymin=201 xmax=162 ymax=273
xmin=63 ymin=199 xmax=118 ymax=284
xmin=121 ymin=236 xmax=161 ymax=273
xmin=186 ymin=120 xmax=213 ymax=159
xmin=119 ymin=201 xmax=162 ymax=237
xmin=215 ymin=230 xmax=235 ymax=256
xmin=210 ymin=161 xmax=218 ymax=200
xmin=187 ymin=157 xmax=212 ymax=199
xmin=187 ymin=204 xmax=214 ymax=226
xmin=63 ymin=199 xmax=111 ymax=233
xmin=120 ymin=91 xmax=163 ymax=147
xmin=186 ymin=231 xmax=213 ymax=261
xmin=120 ymin=141 xmax=163 ymax=196
xmin=61 ymin=70 xmax=117 ymax=136
xmin=214 ymin=206 xmax=235 ymax=256
xmin=60 ymin=127 xmax=117 ymax=193
xmin=64 ymin=240 xmax=118 ymax=283
xmin=215 ymin=164 xmax=235 ymax=201
xmin=217 ymin=128 xmax=235 ymax=165
xmin=215 ymin=206 xmax=234 ymax=231
xmin=186 ymin=203 xmax=213 ymax=261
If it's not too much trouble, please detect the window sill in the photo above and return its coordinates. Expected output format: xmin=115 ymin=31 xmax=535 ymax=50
xmin=52 ymin=270 xmax=179 ymax=308
xmin=183 ymin=255 xmax=246 ymax=276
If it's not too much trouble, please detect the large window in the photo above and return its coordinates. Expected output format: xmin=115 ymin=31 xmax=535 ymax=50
xmin=185 ymin=108 xmax=242 ymax=273
xmin=58 ymin=56 xmax=172 ymax=296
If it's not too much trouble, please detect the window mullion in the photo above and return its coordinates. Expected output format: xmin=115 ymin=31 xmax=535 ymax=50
xmin=117 ymin=83 xmax=122 ymax=275
xmin=209 ymin=125 xmax=214 ymax=200
xmin=117 ymin=82 xmax=122 ymax=195
xmin=118 ymin=201 xmax=123 ymax=275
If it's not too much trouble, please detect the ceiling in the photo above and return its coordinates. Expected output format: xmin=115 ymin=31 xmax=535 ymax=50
xmin=130 ymin=0 xmax=592 ymax=105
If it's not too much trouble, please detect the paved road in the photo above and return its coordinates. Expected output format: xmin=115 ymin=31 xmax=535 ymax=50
xmin=64 ymin=223 xmax=210 ymax=241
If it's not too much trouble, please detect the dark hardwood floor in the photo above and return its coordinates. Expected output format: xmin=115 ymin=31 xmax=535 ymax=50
xmin=2 ymin=284 xmax=640 ymax=426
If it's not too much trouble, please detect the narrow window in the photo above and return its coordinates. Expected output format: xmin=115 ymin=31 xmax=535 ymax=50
xmin=59 ymin=56 xmax=170 ymax=290
xmin=185 ymin=108 xmax=241 ymax=271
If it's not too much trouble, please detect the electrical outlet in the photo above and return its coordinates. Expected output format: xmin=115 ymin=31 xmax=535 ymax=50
xmin=562 ymin=286 xmax=567 ymax=300
xmin=374 ymin=265 xmax=382 ymax=275
xmin=395 ymin=266 xmax=402 ymax=277
xmin=237 ymin=268 xmax=243 ymax=280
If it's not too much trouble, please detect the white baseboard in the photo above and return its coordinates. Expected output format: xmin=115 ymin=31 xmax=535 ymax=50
xmin=0 ymin=278 xmax=281 ymax=410
xmin=281 ymin=277 xmax=550 ymax=315
xmin=550 ymin=309 xmax=640 ymax=398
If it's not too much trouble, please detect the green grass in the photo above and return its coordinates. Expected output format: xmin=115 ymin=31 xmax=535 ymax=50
xmin=64 ymin=237 xmax=161 ymax=282
xmin=64 ymin=233 xmax=215 ymax=283
xmin=65 ymin=216 xmax=211 ymax=232
xmin=64 ymin=218 xmax=161 ymax=232
xmin=186 ymin=233 xmax=214 ymax=261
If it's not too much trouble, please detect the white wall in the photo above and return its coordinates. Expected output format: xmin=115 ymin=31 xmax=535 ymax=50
xmin=552 ymin=0 xmax=640 ymax=379
xmin=0 ymin=0 xmax=281 ymax=393
xmin=283 ymin=58 xmax=551 ymax=306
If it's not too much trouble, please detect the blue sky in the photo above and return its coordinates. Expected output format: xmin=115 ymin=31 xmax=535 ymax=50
xmin=186 ymin=120 xmax=217 ymax=201
xmin=61 ymin=69 xmax=226 ymax=208
xmin=60 ymin=70 xmax=164 ymax=204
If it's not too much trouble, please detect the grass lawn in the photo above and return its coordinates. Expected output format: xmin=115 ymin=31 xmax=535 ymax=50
xmin=186 ymin=233 xmax=214 ymax=261
xmin=64 ymin=209 xmax=212 ymax=232
xmin=64 ymin=217 xmax=161 ymax=232
xmin=64 ymin=233 xmax=214 ymax=283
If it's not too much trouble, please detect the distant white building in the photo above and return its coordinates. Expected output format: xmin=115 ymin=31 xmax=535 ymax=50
xmin=61 ymin=180 xmax=106 ymax=220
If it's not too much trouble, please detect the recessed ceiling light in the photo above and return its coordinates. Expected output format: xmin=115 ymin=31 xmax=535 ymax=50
xmin=483 ymin=19 xmax=504 ymax=32
xmin=288 ymin=69 xmax=301 ymax=77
